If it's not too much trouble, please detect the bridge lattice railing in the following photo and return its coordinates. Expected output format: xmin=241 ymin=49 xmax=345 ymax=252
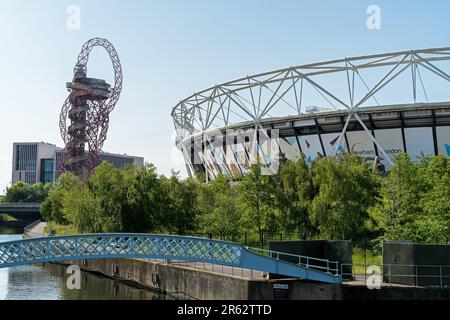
xmin=0 ymin=234 xmax=243 ymax=268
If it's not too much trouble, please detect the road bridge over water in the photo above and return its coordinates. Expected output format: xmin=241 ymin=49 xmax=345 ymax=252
xmin=0 ymin=203 xmax=41 ymax=220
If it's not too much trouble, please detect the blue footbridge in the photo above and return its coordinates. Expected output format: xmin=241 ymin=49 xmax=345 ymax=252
xmin=0 ymin=234 xmax=342 ymax=284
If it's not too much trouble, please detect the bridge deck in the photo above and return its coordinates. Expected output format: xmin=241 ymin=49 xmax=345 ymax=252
xmin=0 ymin=234 xmax=342 ymax=284
xmin=0 ymin=203 xmax=41 ymax=220
xmin=0 ymin=203 xmax=41 ymax=210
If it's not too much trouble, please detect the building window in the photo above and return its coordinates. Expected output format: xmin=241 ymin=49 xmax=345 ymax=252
xmin=15 ymin=146 xmax=20 ymax=170
xmin=40 ymin=159 xmax=54 ymax=184
xmin=24 ymin=171 xmax=36 ymax=184
xmin=15 ymin=144 xmax=37 ymax=171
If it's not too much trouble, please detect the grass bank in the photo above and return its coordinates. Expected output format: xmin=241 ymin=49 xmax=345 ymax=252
xmin=0 ymin=214 xmax=19 ymax=222
xmin=45 ymin=222 xmax=76 ymax=235
xmin=352 ymin=247 xmax=382 ymax=275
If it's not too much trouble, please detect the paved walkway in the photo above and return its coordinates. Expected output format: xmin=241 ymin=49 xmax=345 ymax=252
xmin=23 ymin=221 xmax=47 ymax=238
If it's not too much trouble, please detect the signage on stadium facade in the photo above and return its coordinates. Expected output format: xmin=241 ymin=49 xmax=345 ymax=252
xmin=374 ymin=128 xmax=404 ymax=168
xmin=298 ymin=135 xmax=324 ymax=164
xmin=404 ymin=127 xmax=435 ymax=161
xmin=346 ymin=131 xmax=376 ymax=159
xmin=437 ymin=126 xmax=450 ymax=157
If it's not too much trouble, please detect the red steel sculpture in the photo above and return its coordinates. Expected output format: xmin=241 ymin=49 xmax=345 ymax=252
xmin=59 ymin=38 xmax=123 ymax=176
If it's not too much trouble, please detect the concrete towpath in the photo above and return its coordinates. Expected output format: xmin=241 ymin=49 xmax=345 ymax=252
xmin=23 ymin=221 xmax=48 ymax=238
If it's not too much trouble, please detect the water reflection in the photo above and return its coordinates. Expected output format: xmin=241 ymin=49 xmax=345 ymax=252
xmin=0 ymin=226 xmax=24 ymax=235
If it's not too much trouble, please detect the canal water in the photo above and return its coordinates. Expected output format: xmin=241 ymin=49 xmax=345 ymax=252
xmin=0 ymin=226 xmax=170 ymax=300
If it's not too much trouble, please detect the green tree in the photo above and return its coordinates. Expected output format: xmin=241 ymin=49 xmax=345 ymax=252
xmin=371 ymin=154 xmax=425 ymax=241
xmin=278 ymin=155 xmax=316 ymax=238
xmin=411 ymin=155 xmax=450 ymax=243
xmin=377 ymin=155 xmax=450 ymax=243
xmin=310 ymin=154 xmax=380 ymax=240
xmin=421 ymin=155 xmax=450 ymax=220
xmin=122 ymin=163 xmax=167 ymax=232
xmin=197 ymin=174 xmax=242 ymax=241
xmin=162 ymin=172 xmax=199 ymax=235
xmin=88 ymin=162 xmax=125 ymax=232
xmin=62 ymin=182 xmax=102 ymax=233
xmin=238 ymin=158 xmax=280 ymax=245
xmin=4 ymin=182 xmax=50 ymax=203
xmin=40 ymin=173 xmax=79 ymax=224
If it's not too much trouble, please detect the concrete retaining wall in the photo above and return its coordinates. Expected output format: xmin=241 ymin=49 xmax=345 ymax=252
xmin=382 ymin=241 xmax=415 ymax=285
xmin=383 ymin=241 xmax=450 ymax=286
xmin=56 ymin=257 xmax=450 ymax=300
xmin=60 ymin=258 xmax=351 ymax=300
xmin=64 ymin=258 xmax=259 ymax=300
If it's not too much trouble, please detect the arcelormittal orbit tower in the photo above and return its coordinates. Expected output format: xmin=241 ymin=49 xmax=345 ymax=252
xmin=59 ymin=38 xmax=123 ymax=176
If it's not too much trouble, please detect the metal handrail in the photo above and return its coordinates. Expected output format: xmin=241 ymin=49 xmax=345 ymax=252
xmin=23 ymin=219 xmax=42 ymax=232
xmin=247 ymin=246 xmax=340 ymax=274
xmin=341 ymin=263 xmax=450 ymax=288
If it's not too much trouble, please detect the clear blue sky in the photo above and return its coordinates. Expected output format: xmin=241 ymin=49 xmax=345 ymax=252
xmin=1 ymin=0 xmax=450 ymax=192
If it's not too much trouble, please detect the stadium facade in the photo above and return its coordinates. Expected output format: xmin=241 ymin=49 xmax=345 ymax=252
xmin=11 ymin=142 xmax=144 ymax=185
xmin=171 ymin=48 xmax=450 ymax=179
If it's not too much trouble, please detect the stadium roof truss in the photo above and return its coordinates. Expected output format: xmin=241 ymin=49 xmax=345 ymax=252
xmin=171 ymin=47 xmax=450 ymax=170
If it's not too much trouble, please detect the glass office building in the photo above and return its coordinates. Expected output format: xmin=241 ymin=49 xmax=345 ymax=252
xmin=12 ymin=142 xmax=54 ymax=184
xmin=11 ymin=142 xmax=144 ymax=185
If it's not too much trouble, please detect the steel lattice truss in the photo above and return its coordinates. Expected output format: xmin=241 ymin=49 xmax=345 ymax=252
xmin=59 ymin=38 xmax=123 ymax=175
xmin=0 ymin=234 xmax=341 ymax=283
xmin=171 ymin=47 xmax=450 ymax=165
